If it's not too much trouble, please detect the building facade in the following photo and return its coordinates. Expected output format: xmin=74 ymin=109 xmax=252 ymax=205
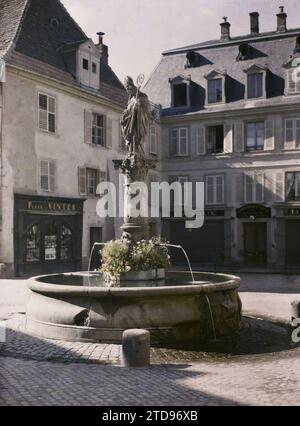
xmin=144 ymin=7 xmax=300 ymax=269
xmin=0 ymin=0 xmax=131 ymax=276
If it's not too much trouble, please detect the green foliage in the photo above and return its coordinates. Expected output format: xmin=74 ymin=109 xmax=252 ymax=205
xmin=100 ymin=237 xmax=171 ymax=283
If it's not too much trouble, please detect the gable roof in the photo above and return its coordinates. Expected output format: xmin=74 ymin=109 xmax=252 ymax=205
xmin=0 ymin=0 xmax=126 ymax=105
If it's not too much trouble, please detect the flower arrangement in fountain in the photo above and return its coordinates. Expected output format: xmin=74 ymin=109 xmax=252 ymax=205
xmin=100 ymin=237 xmax=171 ymax=285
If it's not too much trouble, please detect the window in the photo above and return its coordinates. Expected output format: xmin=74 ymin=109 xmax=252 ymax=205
xmin=170 ymin=128 xmax=188 ymax=157
xmin=78 ymin=167 xmax=104 ymax=196
xmin=248 ymin=73 xmax=263 ymax=98
xmin=286 ymin=172 xmax=300 ymax=201
xmin=60 ymin=225 xmax=72 ymax=261
xmin=246 ymin=122 xmax=265 ymax=151
xmin=40 ymin=160 xmax=55 ymax=192
xmin=287 ymin=69 xmax=300 ymax=94
xmin=173 ymin=83 xmax=188 ymax=107
xmin=149 ymin=125 xmax=157 ymax=155
xmin=38 ymin=93 xmax=56 ymax=133
xmin=92 ymin=113 xmax=106 ymax=146
xmin=92 ymin=62 xmax=97 ymax=74
xmin=207 ymin=125 xmax=224 ymax=154
xmin=26 ymin=224 xmax=40 ymax=263
xmin=284 ymin=118 xmax=300 ymax=149
xmin=82 ymin=58 xmax=89 ymax=70
xmin=87 ymin=169 xmax=98 ymax=196
xmin=206 ymin=175 xmax=224 ymax=205
xmin=208 ymin=79 xmax=223 ymax=103
xmin=245 ymin=173 xmax=264 ymax=203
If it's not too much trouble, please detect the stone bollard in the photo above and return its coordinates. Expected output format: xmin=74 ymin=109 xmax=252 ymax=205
xmin=291 ymin=300 xmax=300 ymax=320
xmin=121 ymin=329 xmax=150 ymax=368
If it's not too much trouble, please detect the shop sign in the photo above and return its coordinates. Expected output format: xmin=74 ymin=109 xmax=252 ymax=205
xmin=237 ymin=204 xmax=271 ymax=219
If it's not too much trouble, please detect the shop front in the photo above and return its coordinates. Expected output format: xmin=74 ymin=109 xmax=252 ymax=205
xmin=14 ymin=194 xmax=85 ymax=277
xmin=166 ymin=210 xmax=229 ymax=265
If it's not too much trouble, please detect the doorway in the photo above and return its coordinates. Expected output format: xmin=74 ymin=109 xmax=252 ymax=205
xmin=243 ymin=222 xmax=267 ymax=264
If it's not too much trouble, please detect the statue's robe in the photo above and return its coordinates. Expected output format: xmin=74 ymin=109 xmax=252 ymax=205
xmin=121 ymin=91 xmax=150 ymax=156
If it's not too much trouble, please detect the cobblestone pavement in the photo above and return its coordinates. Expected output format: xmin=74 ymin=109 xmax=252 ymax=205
xmin=0 ymin=312 xmax=299 ymax=406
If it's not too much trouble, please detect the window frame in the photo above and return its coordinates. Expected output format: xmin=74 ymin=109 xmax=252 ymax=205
xmin=244 ymin=173 xmax=265 ymax=203
xmin=40 ymin=159 xmax=56 ymax=193
xmin=207 ymin=78 xmax=223 ymax=104
xmin=92 ymin=112 xmax=106 ymax=147
xmin=170 ymin=127 xmax=189 ymax=157
xmin=246 ymin=121 xmax=265 ymax=152
xmin=38 ymin=92 xmax=57 ymax=134
xmin=149 ymin=125 xmax=158 ymax=155
xmin=205 ymin=175 xmax=225 ymax=205
xmin=284 ymin=118 xmax=300 ymax=150
xmin=247 ymin=72 xmax=264 ymax=99
xmin=206 ymin=124 xmax=224 ymax=154
xmin=285 ymin=171 xmax=300 ymax=201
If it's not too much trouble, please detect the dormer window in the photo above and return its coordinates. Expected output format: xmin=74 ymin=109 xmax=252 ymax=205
xmin=237 ymin=43 xmax=251 ymax=61
xmin=169 ymin=75 xmax=191 ymax=108
xmin=283 ymin=55 xmax=300 ymax=95
xmin=248 ymin=73 xmax=263 ymax=98
xmin=294 ymin=36 xmax=300 ymax=54
xmin=82 ymin=59 xmax=89 ymax=70
xmin=204 ymin=70 xmax=226 ymax=104
xmin=208 ymin=79 xmax=222 ymax=103
xmin=185 ymin=51 xmax=201 ymax=68
xmin=244 ymin=64 xmax=267 ymax=99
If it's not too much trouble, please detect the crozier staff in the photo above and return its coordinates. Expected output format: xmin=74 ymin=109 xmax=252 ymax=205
xmin=121 ymin=76 xmax=151 ymax=157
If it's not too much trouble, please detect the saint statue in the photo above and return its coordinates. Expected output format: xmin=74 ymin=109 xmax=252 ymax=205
xmin=121 ymin=76 xmax=151 ymax=157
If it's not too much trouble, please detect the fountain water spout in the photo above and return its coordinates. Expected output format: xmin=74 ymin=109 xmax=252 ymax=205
xmin=88 ymin=242 xmax=107 ymax=273
xmin=160 ymin=244 xmax=195 ymax=283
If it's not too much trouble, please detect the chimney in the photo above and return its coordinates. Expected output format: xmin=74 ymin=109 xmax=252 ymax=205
xmin=97 ymin=32 xmax=109 ymax=64
xmin=277 ymin=6 xmax=287 ymax=33
xmin=250 ymin=12 xmax=259 ymax=35
xmin=220 ymin=17 xmax=231 ymax=41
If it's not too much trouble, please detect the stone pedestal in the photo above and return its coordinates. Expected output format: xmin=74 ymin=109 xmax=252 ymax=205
xmin=114 ymin=154 xmax=156 ymax=244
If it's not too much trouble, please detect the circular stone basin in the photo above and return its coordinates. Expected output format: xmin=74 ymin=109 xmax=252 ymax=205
xmin=26 ymin=271 xmax=241 ymax=346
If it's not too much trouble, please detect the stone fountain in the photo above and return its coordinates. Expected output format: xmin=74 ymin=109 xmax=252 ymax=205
xmin=26 ymin=75 xmax=241 ymax=348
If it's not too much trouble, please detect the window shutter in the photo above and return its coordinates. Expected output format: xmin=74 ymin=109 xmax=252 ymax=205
xmin=48 ymin=97 xmax=56 ymax=114
xmin=106 ymin=117 xmax=113 ymax=149
xmin=296 ymin=119 xmax=300 ymax=149
xmin=264 ymin=120 xmax=275 ymax=150
xmin=150 ymin=126 xmax=157 ymax=155
xmin=39 ymin=109 xmax=48 ymax=131
xmin=234 ymin=174 xmax=244 ymax=203
xmin=179 ymin=128 xmax=188 ymax=156
xmin=78 ymin=167 xmax=87 ymax=195
xmin=40 ymin=161 xmax=49 ymax=191
xmin=170 ymin=129 xmax=178 ymax=156
xmin=234 ymin=122 xmax=244 ymax=152
xmin=206 ymin=176 xmax=214 ymax=205
xmin=84 ymin=110 xmax=93 ymax=144
xmin=284 ymin=119 xmax=294 ymax=150
xmin=49 ymin=162 xmax=56 ymax=192
xmin=275 ymin=172 xmax=284 ymax=201
xmin=216 ymin=176 xmax=224 ymax=204
xmin=196 ymin=126 xmax=206 ymax=155
xmin=255 ymin=173 xmax=264 ymax=202
xmin=224 ymin=123 xmax=233 ymax=153
xmin=245 ymin=174 xmax=253 ymax=203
